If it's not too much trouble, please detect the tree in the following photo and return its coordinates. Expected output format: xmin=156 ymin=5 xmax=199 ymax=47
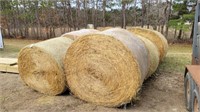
xmin=141 ymin=0 xmax=146 ymax=28
xmin=1 ymin=0 xmax=194 ymax=40
xmin=146 ymin=0 xmax=151 ymax=29
xmin=121 ymin=1 xmax=126 ymax=28
xmin=83 ymin=0 xmax=88 ymax=28
xmin=132 ymin=0 xmax=138 ymax=26
xmin=165 ymin=0 xmax=172 ymax=38
xmin=102 ymin=0 xmax=106 ymax=27
xmin=76 ymin=0 xmax=80 ymax=30
xmin=169 ymin=0 xmax=194 ymax=39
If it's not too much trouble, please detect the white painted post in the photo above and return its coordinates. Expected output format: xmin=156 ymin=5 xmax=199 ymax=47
xmin=0 ymin=26 xmax=3 ymax=49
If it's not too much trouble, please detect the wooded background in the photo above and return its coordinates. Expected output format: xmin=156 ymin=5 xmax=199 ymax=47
xmin=0 ymin=0 xmax=196 ymax=40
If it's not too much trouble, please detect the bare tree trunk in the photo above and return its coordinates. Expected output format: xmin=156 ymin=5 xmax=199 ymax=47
xmin=34 ymin=1 xmax=41 ymax=39
xmin=7 ymin=25 xmax=11 ymax=37
xmin=174 ymin=29 xmax=177 ymax=39
xmin=141 ymin=0 xmax=146 ymax=28
xmin=158 ymin=25 xmax=161 ymax=32
xmin=92 ymin=0 xmax=95 ymax=27
xmin=165 ymin=0 xmax=172 ymax=38
xmin=132 ymin=0 xmax=137 ymax=26
xmin=54 ymin=1 xmax=61 ymax=36
xmin=177 ymin=29 xmax=182 ymax=39
xmin=65 ymin=1 xmax=71 ymax=32
xmin=156 ymin=0 xmax=160 ymax=31
xmin=121 ymin=2 xmax=126 ymax=29
xmin=50 ymin=26 xmax=55 ymax=38
xmin=25 ymin=27 xmax=29 ymax=38
xmin=17 ymin=1 xmax=26 ymax=37
xmin=102 ymin=0 xmax=106 ymax=27
xmin=190 ymin=21 xmax=194 ymax=39
xmin=67 ymin=0 xmax=75 ymax=30
xmin=95 ymin=0 xmax=99 ymax=28
xmin=15 ymin=2 xmax=21 ymax=38
xmin=161 ymin=25 xmax=164 ymax=34
xmin=113 ymin=13 xmax=116 ymax=27
xmin=76 ymin=0 xmax=80 ymax=30
xmin=83 ymin=0 xmax=87 ymax=28
xmin=147 ymin=0 xmax=150 ymax=29
xmin=61 ymin=1 xmax=69 ymax=33
xmin=46 ymin=26 xmax=49 ymax=39
xmin=23 ymin=5 xmax=29 ymax=39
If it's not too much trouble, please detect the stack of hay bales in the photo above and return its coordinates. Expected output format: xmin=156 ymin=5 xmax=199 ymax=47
xmin=18 ymin=27 xmax=168 ymax=107
xmin=64 ymin=28 xmax=168 ymax=107
xmin=18 ymin=29 xmax=99 ymax=95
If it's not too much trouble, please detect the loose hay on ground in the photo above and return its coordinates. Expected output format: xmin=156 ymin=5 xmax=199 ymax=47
xmin=64 ymin=28 xmax=149 ymax=107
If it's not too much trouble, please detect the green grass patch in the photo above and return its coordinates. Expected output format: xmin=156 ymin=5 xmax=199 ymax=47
xmin=168 ymin=44 xmax=192 ymax=53
xmin=158 ymin=44 xmax=192 ymax=74
xmin=158 ymin=54 xmax=191 ymax=73
xmin=0 ymin=45 xmax=21 ymax=58
xmin=0 ymin=39 xmax=39 ymax=58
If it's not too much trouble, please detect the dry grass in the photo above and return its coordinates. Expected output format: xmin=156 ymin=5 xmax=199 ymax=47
xmin=0 ymin=39 xmax=39 ymax=58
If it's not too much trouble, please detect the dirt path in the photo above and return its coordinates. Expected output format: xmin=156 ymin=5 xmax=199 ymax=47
xmin=0 ymin=70 xmax=187 ymax=112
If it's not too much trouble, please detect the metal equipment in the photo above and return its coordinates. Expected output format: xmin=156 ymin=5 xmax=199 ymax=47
xmin=184 ymin=1 xmax=200 ymax=112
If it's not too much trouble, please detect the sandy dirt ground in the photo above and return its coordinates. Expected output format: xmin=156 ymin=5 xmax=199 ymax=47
xmin=0 ymin=69 xmax=187 ymax=112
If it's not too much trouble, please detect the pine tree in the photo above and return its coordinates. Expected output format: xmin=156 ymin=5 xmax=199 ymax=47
xmin=168 ymin=0 xmax=195 ymax=39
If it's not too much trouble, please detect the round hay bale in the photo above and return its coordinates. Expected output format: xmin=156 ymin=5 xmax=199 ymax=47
xmin=18 ymin=37 xmax=73 ymax=95
xmin=64 ymin=28 xmax=149 ymax=107
xmin=61 ymin=29 xmax=99 ymax=40
xmin=132 ymin=34 xmax=159 ymax=78
xmin=102 ymin=28 xmax=149 ymax=80
xmin=127 ymin=27 xmax=168 ymax=62
xmin=96 ymin=27 xmax=113 ymax=31
xmin=153 ymin=31 xmax=168 ymax=57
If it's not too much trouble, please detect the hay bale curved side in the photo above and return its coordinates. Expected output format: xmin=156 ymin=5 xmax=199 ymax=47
xmin=64 ymin=28 xmax=148 ymax=107
xmin=18 ymin=37 xmax=73 ymax=95
xmin=61 ymin=29 xmax=99 ymax=40
xmin=127 ymin=27 xmax=168 ymax=62
xmin=133 ymin=35 xmax=159 ymax=78
xmin=153 ymin=30 xmax=168 ymax=57
xmin=96 ymin=27 xmax=113 ymax=31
